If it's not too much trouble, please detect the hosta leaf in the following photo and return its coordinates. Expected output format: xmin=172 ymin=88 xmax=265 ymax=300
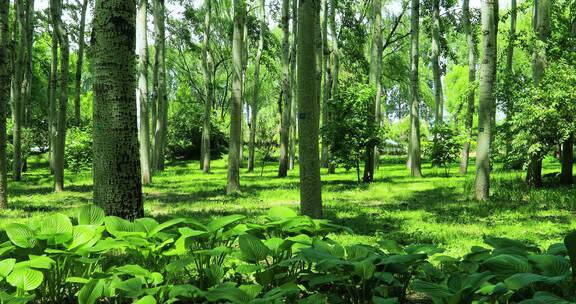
xmin=264 ymin=238 xmax=286 ymax=256
xmin=105 ymin=216 xmax=141 ymax=238
xmin=134 ymin=218 xmax=160 ymax=235
xmin=0 ymin=244 xmax=15 ymax=258
xmin=168 ymin=284 xmax=204 ymax=299
xmin=353 ymin=258 xmax=376 ymax=279
xmin=0 ymin=259 xmax=15 ymax=279
xmin=411 ymin=280 xmax=455 ymax=300
xmin=67 ymin=225 xmax=98 ymax=250
xmin=267 ymin=206 xmax=298 ymax=221
xmin=0 ymin=292 xmax=35 ymax=304
xmin=239 ymin=284 xmax=263 ymax=300
xmin=504 ymin=273 xmax=566 ymax=290
xmin=39 ymin=213 xmax=73 ymax=244
xmin=165 ymin=256 xmax=195 ymax=272
xmin=372 ymin=297 xmax=399 ymax=304
xmin=115 ymin=264 xmax=151 ymax=277
xmin=149 ymin=218 xmax=185 ymax=236
xmin=205 ymin=286 xmax=252 ymax=304
xmin=297 ymin=294 xmax=328 ymax=304
xmin=239 ymin=234 xmax=270 ymax=262
xmin=517 ymin=291 xmax=572 ymax=304
xmin=528 ymin=254 xmax=571 ymax=277
xmin=564 ymin=231 xmax=576 ymax=280
xmin=205 ymin=265 xmax=224 ymax=287
xmin=116 ymin=277 xmax=144 ymax=297
xmin=483 ymin=254 xmax=532 ymax=275
xmin=134 ymin=295 xmax=156 ymax=304
xmin=6 ymin=267 xmax=44 ymax=291
xmin=16 ymin=255 xmax=55 ymax=270
xmin=78 ymin=205 xmax=106 ymax=226
xmin=547 ymin=243 xmax=567 ymax=256
xmin=206 ymin=214 xmax=245 ymax=232
xmin=77 ymin=279 xmax=106 ymax=304
xmin=5 ymin=223 xmax=36 ymax=248
xmin=461 ymin=271 xmax=495 ymax=291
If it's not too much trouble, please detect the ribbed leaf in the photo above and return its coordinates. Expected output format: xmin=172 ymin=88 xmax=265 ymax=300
xmin=239 ymin=234 xmax=270 ymax=262
xmin=267 ymin=206 xmax=297 ymax=221
xmin=205 ymin=286 xmax=252 ymax=303
xmin=5 ymin=223 xmax=36 ymax=249
xmin=149 ymin=218 xmax=185 ymax=236
xmin=517 ymin=291 xmax=571 ymax=304
xmin=483 ymin=254 xmax=532 ymax=275
xmin=206 ymin=215 xmax=245 ymax=232
xmin=6 ymin=267 xmax=44 ymax=291
xmin=16 ymin=255 xmax=55 ymax=270
xmin=411 ymin=280 xmax=454 ymax=300
xmin=77 ymin=279 xmax=106 ymax=304
xmin=67 ymin=225 xmax=98 ymax=250
xmin=39 ymin=213 xmax=73 ymax=244
xmin=504 ymin=273 xmax=566 ymax=290
xmin=0 ymin=259 xmax=15 ymax=279
xmin=134 ymin=295 xmax=156 ymax=304
xmin=529 ymin=254 xmax=571 ymax=277
xmin=78 ymin=205 xmax=106 ymax=226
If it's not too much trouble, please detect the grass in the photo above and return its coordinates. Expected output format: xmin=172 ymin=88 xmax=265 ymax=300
xmin=1 ymin=154 xmax=576 ymax=257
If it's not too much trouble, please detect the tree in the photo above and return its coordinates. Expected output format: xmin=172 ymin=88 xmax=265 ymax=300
xmin=248 ymin=0 xmax=265 ymax=173
xmin=320 ymin=0 xmax=331 ymax=169
xmin=152 ymin=0 xmax=167 ymax=171
xmin=73 ymin=0 xmax=88 ymax=127
xmin=289 ymin=0 xmax=298 ymax=170
xmin=431 ymin=0 xmax=444 ymax=126
xmin=137 ymin=0 xmax=152 ymax=184
xmin=474 ymin=0 xmax=498 ymax=200
xmin=51 ymin=0 xmax=69 ymax=192
xmin=459 ymin=0 xmax=477 ymax=175
xmin=48 ymin=5 xmax=58 ymax=173
xmin=363 ymin=0 xmax=382 ymax=183
xmin=328 ymin=0 xmax=339 ymax=175
xmin=92 ymin=0 xmax=143 ymax=219
xmin=200 ymin=0 xmax=214 ymax=173
xmin=297 ymin=0 xmax=322 ymax=218
xmin=0 ymin=0 xmax=9 ymax=208
xmin=278 ymin=0 xmax=291 ymax=177
xmin=409 ymin=0 xmax=422 ymax=177
xmin=12 ymin=0 xmax=26 ymax=181
xmin=227 ymin=0 xmax=245 ymax=194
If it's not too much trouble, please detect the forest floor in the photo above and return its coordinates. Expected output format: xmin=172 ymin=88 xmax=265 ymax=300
xmin=1 ymin=155 xmax=575 ymax=257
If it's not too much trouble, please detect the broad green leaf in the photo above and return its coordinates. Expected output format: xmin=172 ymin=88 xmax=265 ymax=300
xmin=0 ymin=245 xmax=15 ymax=258
xmin=267 ymin=206 xmax=298 ymax=221
xmin=115 ymin=264 xmax=151 ymax=277
xmin=39 ymin=213 xmax=74 ymax=244
xmin=411 ymin=280 xmax=454 ymax=300
xmin=239 ymin=234 xmax=271 ymax=262
xmin=528 ymin=254 xmax=571 ymax=277
xmin=297 ymin=294 xmax=328 ymax=304
xmin=116 ymin=277 xmax=144 ymax=297
xmin=66 ymin=277 xmax=90 ymax=284
xmin=134 ymin=218 xmax=160 ymax=236
xmin=15 ymin=255 xmax=55 ymax=270
xmin=149 ymin=218 xmax=185 ymax=236
xmin=105 ymin=216 xmax=142 ymax=238
xmin=0 ymin=292 xmax=35 ymax=304
xmin=67 ymin=225 xmax=98 ymax=250
xmin=206 ymin=214 xmax=245 ymax=232
xmin=264 ymin=238 xmax=286 ymax=256
xmin=77 ymin=279 xmax=106 ymax=304
xmin=205 ymin=286 xmax=252 ymax=303
xmin=517 ymin=291 xmax=572 ymax=304
xmin=0 ymin=259 xmax=15 ymax=279
xmin=6 ymin=267 xmax=44 ymax=291
xmin=165 ymin=256 xmax=195 ymax=272
xmin=134 ymin=295 xmax=156 ymax=304
xmin=78 ymin=205 xmax=106 ymax=226
xmin=504 ymin=273 xmax=566 ymax=290
xmin=483 ymin=254 xmax=532 ymax=275
xmin=372 ymin=297 xmax=399 ymax=304
xmin=239 ymin=284 xmax=262 ymax=300
xmin=168 ymin=284 xmax=204 ymax=299
xmin=353 ymin=258 xmax=376 ymax=279
xmin=5 ymin=223 xmax=36 ymax=249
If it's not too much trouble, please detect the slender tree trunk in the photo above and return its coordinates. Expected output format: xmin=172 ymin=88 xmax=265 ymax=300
xmin=409 ymin=0 xmax=422 ymax=177
xmin=475 ymin=0 xmax=498 ymax=200
xmin=51 ymin=0 xmax=69 ymax=192
xmin=289 ymin=0 xmax=298 ymax=170
xmin=151 ymin=45 xmax=158 ymax=169
xmin=459 ymin=0 xmax=477 ymax=175
xmin=327 ymin=0 xmax=339 ymax=175
xmin=152 ymin=0 xmax=167 ymax=171
xmin=561 ymin=135 xmax=573 ymax=185
xmin=201 ymin=0 xmax=214 ymax=173
xmin=49 ymin=17 xmax=58 ymax=173
xmin=12 ymin=0 xmax=25 ymax=181
xmin=504 ymin=0 xmax=516 ymax=157
xmin=526 ymin=0 xmax=550 ymax=188
xmin=0 ymin=0 xmax=10 ymax=208
xmin=278 ymin=0 xmax=292 ymax=177
xmin=364 ymin=0 xmax=382 ymax=183
xmin=93 ymin=0 xmax=143 ymax=219
xmin=227 ymin=0 xmax=245 ymax=194
xmin=137 ymin=0 xmax=152 ymax=184
xmin=431 ymin=0 xmax=444 ymax=126
xmin=248 ymin=0 xmax=265 ymax=173
xmin=20 ymin=0 xmax=33 ymax=173
xmin=297 ymin=0 xmax=322 ymax=218
xmin=73 ymin=0 xmax=88 ymax=126
xmin=320 ymin=0 xmax=331 ymax=169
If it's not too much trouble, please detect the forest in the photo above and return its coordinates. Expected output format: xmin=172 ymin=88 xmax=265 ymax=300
xmin=0 ymin=0 xmax=575 ymax=303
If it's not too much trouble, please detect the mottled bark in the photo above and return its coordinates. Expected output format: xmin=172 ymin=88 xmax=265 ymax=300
xmin=289 ymin=0 xmax=298 ymax=170
xmin=459 ymin=0 xmax=477 ymax=175
xmin=248 ymin=0 xmax=265 ymax=173
xmin=431 ymin=0 xmax=444 ymax=125
xmin=278 ymin=0 xmax=292 ymax=177
xmin=409 ymin=0 xmax=422 ymax=177
xmin=227 ymin=0 xmax=245 ymax=194
xmin=475 ymin=0 xmax=498 ymax=200
xmin=74 ymin=0 xmax=88 ymax=126
xmin=92 ymin=0 xmax=143 ymax=219
xmin=137 ymin=0 xmax=152 ymax=184
xmin=0 ymin=0 xmax=9 ymax=208
xmin=363 ymin=0 xmax=382 ymax=183
xmin=152 ymin=0 xmax=167 ymax=171
xmin=327 ymin=0 xmax=338 ymax=175
xmin=201 ymin=0 xmax=214 ymax=173
xmin=297 ymin=0 xmax=322 ymax=218
xmin=320 ymin=0 xmax=331 ymax=168
xmin=561 ymin=135 xmax=573 ymax=185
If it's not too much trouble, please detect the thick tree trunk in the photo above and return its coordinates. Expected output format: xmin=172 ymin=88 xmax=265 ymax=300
xmin=93 ymin=0 xmax=143 ymax=219
xmin=73 ymin=0 xmax=88 ymax=127
xmin=201 ymin=0 xmax=214 ymax=173
xmin=0 ymin=0 xmax=9 ymax=208
xmin=431 ymin=0 xmax=444 ymax=126
xmin=409 ymin=0 xmax=422 ymax=177
xmin=137 ymin=0 xmax=152 ymax=184
xmin=561 ymin=136 xmax=573 ymax=185
xmin=278 ymin=0 xmax=292 ymax=177
xmin=475 ymin=0 xmax=498 ymax=200
xmin=297 ymin=0 xmax=322 ymax=218
xmin=459 ymin=0 xmax=477 ymax=175
xmin=248 ymin=0 xmax=265 ymax=173
xmin=288 ymin=0 xmax=298 ymax=170
xmin=153 ymin=0 xmax=167 ymax=171
xmin=227 ymin=0 xmax=245 ymax=194
xmin=327 ymin=0 xmax=339 ymax=175
xmin=364 ymin=0 xmax=382 ymax=183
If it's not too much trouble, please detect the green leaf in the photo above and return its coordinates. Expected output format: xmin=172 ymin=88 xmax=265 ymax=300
xmin=116 ymin=277 xmax=144 ymax=297
xmin=205 ymin=286 xmax=252 ymax=304
xmin=134 ymin=295 xmax=156 ymax=304
xmin=39 ymin=213 xmax=74 ymax=244
xmin=263 ymin=238 xmax=286 ymax=256
xmin=239 ymin=284 xmax=262 ymax=300
xmin=483 ymin=254 xmax=532 ymax=275
xmin=206 ymin=214 xmax=245 ymax=232
xmin=411 ymin=280 xmax=455 ymax=300
xmin=149 ymin=218 xmax=185 ymax=236
xmin=372 ymin=297 xmax=399 ymax=304
xmin=517 ymin=291 xmax=572 ymax=304
xmin=297 ymin=294 xmax=328 ymax=304
xmin=267 ymin=206 xmax=298 ymax=221
xmin=528 ymin=254 xmax=571 ymax=277
xmin=0 ymin=244 xmax=15 ymax=258
xmin=105 ymin=216 xmax=141 ymax=238
xmin=77 ymin=279 xmax=106 ymax=304
xmin=504 ymin=273 xmax=566 ymax=290
xmin=564 ymin=231 xmax=576 ymax=279
xmin=134 ymin=218 xmax=160 ymax=235
xmin=16 ymin=255 xmax=55 ymax=270
xmin=168 ymin=284 xmax=204 ymax=299
xmin=5 ymin=223 xmax=36 ymax=249
xmin=6 ymin=267 xmax=44 ymax=291
xmin=0 ymin=259 xmax=16 ymax=279
xmin=115 ymin=264 xmax=151 ymax=277
xmin=78 ymin=205 xmax=106 ymax=226
xmin=353 ymin=258 xmax=376 ymax=279
xmin=67 ymin=225 xmax=99 ymax=250
xmin=0 ymin=292 xmax=35 ymax=304
xmin=239 ymin=234 xmax=271 ymax=262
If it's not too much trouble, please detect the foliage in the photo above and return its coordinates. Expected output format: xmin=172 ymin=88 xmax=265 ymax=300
xmin=65 ymin=126 xmax=93 ymax=173
xmin=425 ymin=123 xmax=463 ymax=175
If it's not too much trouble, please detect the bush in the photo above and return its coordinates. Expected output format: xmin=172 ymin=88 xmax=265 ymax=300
xmin=65 ymin=126 xmax=93 ymax=173
xmin=425 ymin=123 xmax=462 ymax=175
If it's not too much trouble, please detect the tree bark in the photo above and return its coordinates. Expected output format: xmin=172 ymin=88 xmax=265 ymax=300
xmin=297 ymin=0 xmax=322 ymax=218
xmin=92 ymin=0 xmax=143 ymax=219
xmin=227 ymin=0 xmax=245 ymax=194
xmin=137 ymin=0 xmax=152 ymax=184
xmin=431 ymin=0 xmax=444 ymax=126
xmin=327 ymin=0 xmax=339 ymax=175
xmin=475 ymin=0 xmax=498 ymax=200
xmin=11 ymin=0 xmax=25 ymax=181
xmin=0 ymin=0 xmax=9 ymax=208
xmin=289 ymin=0 xmax=298 ymax=170
xmin=201 ymin=0 xmax=214 ymax=173
xmin=278 ymin=0 xmax=292 ymax=177
xmin=459 ymin=0 xmax=477 ymax=175
xmin=409 ymin=0 xmax=422 ymax=177
xmin=320 ymin=0 xmax=331 ymax=169
xmin=561 ymin=135 xmax=573 ymax=185
xmin=48 ymin=14 xmax=58 ymax=173
xmin=73 ymin=0 xmax=88 ymax=127
xmin=152 ymin=0 xmax=167 ymax=171
xmin=248 ymin=0 xmax=265 ymax=173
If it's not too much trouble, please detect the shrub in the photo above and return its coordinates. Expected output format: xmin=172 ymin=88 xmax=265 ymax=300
xmin=425 ymin=123 xmax=463 ymax=175
xmin=65 ymin=126 xmax=93 ymax=173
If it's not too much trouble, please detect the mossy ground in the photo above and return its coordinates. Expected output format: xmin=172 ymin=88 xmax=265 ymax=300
xmin=2 ymin=155 xmax=575 ymax=257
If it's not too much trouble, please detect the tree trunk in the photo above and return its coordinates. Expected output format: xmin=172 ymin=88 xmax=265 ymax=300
xmin=152 ymin=0 xmax=167 ymax=171
xmin=561 ymin=135 xmax=573 ymax=185
xmin=278 ymin=0 xmax=292 ymax=177
xmin=526 ymin=0 xmax=550 ymax=188
xmin=201 ymin=0 xmax=214 ymax=173
xmin=248 ymin=0 xmax=265 ymax=173
xmin=137 ymin=0 xmax=152 ymax=184
xmin=0 ymin=0 xmax=9 ymax=208
xmin=474 ymin=0 xmax=498 ymax=200
xmin=459 ymin=0 xmax=477 ymax=175
xmin=20 ymin=0 xmax=33 ymax=173
xmin=320 ymin=0 xmax=331 ymax=169
xmin=504 ymin=0 xmax=516 ymax=157
xmin=289 ymin=0 xmax=298 ymax=170
xmin=431 ymin=0 xmax=444 ymax=126
xmin=363 ymin=0 xmax=382 ymax=183
xmin=48 ymin=16 xmax=58 ymax=173
xmin=227 ymin=0 xmax=245 ymax=194
xmin=12 ymin=0 xmax=25 ymax=181
xmin=297 ymin=0 xmax=322 ymax=218
xmin=93 ymin=0 xmax=143 ymax=219
xmin=327 ymin=0 xmax=339 ymax=175
xmin=73 ymin=0 xmax=88 ymax=127
xmin=409 ymin=0 xmax=422 ymax=178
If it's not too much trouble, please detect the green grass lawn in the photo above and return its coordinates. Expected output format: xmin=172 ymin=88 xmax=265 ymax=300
xmin=2 ymin=154 xmax=576 ymax=257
